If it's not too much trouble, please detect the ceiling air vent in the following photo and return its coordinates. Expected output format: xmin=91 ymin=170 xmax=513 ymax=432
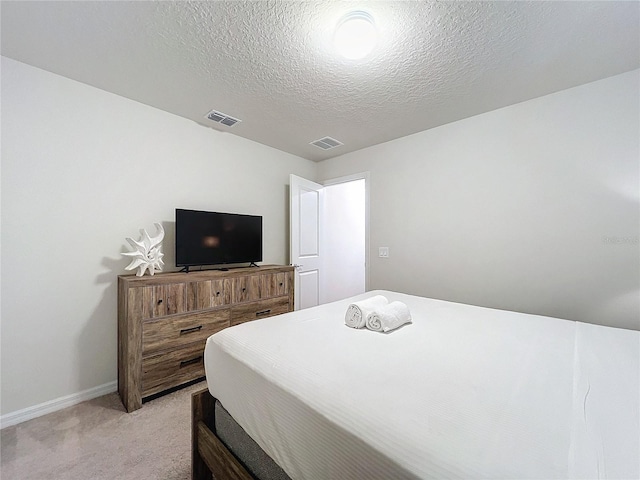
xmin=310 ymin=136 xmax=343 ymax=150
xmin=205 ymin=109 xmax=242 ymax=127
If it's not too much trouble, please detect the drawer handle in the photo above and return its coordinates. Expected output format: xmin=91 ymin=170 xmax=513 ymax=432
xmin=180 ymin=325 xmax=203 ymax=335
xmin=157 ymin=299 xmax=163 ymax=305
xmin=256 ymin=309 xmax=271 ymax=317
xmin=179 ymin=356 xmax=202 ymax=368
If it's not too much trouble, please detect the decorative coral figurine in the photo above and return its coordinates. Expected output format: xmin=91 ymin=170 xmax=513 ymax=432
xmin=122 ymin=223 xmax=165 ymax=276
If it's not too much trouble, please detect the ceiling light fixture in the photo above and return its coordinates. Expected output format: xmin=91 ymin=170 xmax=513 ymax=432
xmin=333 ymin=11 xmax=377 ymax=60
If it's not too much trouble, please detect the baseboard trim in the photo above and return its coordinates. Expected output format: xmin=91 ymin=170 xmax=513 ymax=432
xmin=1 ymin=381 xmax=117 ymax=429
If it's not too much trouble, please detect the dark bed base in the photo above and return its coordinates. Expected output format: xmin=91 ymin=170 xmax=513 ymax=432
xmin=192 ymin=388 xmax=291 ymax=480
xmin=192 ymin=388 xmax=253 ymax=479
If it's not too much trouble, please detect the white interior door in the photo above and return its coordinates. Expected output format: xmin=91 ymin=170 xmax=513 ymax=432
xmin=290 ymin=174 xmax=324 ymax=310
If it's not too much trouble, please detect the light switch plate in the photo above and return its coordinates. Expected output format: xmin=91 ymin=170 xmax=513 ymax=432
xmin=379 ymin=247 xmax=389 ymax=258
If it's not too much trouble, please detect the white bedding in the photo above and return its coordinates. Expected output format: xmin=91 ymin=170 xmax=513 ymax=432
xmin=204 ymin=290 xmax=640 ymax=479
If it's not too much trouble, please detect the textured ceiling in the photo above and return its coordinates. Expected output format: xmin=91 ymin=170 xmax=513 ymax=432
xmin=2 ymin=1 xmax=639 ymax=162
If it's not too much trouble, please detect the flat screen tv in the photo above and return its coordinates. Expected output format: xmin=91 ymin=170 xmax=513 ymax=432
xmin=175 ymin=209 xmax=262 ymax=271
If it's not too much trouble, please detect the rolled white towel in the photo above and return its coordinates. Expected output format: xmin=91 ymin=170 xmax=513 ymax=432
xmin=365 ymin=301 xmax=412 ymax=333
xmin=345 ymin=295 xmax=389 ymax=329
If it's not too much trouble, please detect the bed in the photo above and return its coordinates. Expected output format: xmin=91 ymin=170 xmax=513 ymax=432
xmin=192 ymin=290 xmax=639 ymax=479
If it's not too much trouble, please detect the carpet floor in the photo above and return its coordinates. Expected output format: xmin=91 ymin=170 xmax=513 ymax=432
xmin=1 ymin=381 xmax=206 ymax=480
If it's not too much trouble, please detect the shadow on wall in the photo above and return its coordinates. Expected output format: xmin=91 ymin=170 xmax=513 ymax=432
xmin=597 ymin=289 xmax=640 ymax=330
xmin=78 ymin=223 xmax=179 ymax=413
xmin=161 ymin=221 xmax=178 ymax=273
xmin=76 ymin=256 xmax=123 ymax=413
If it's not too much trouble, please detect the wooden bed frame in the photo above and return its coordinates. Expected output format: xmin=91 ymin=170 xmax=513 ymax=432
xmin=192 ymin=387 xmax=254 ymax=480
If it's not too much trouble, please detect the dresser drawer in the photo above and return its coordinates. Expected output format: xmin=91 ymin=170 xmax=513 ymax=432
xmin=186 ymin=278 xmax=232 ymax=311
xmin=232 ymin=275 xmax=260 ymax=303
xmin=230 ymin=296 xmax=290 ymax=326
xmin=259 ymin=272 xmax=289 ymax=298
xmin=142 ymin=309 xmax=230 ymax=356
xmin=141 ymin=342 xmax=205 ymax=397
xmin=129 ymin=283 xmax=187 ymax=321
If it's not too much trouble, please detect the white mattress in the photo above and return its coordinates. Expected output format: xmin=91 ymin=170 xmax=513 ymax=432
xmin=204 ymin=290 xmax=639 ymax=479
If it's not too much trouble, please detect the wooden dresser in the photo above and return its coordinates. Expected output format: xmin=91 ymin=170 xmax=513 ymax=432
xmin=117 ymin=265 xmax=294 ymax=412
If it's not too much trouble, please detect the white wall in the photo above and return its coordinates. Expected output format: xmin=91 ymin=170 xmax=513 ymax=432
xmin=318 ymin=70 xmax=640 ymax=331
xmin=322 ymin=179 xmax=366 ymax=303
xmin=0 ymin=57 xmax=317 ymax=416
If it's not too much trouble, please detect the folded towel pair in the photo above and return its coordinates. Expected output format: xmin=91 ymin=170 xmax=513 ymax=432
xmin=345 ymin=295 xmax=412 ymax=333
xmin=345 ymin=295 xmax=389 ymax=329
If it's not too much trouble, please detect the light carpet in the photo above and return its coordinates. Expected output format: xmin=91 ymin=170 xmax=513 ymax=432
xmin=1 ymin=381 xmax=206 ymax=480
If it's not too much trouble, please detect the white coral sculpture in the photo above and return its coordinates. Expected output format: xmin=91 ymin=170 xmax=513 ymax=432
xmin=122 ymin=223 xmax=165 ymax=276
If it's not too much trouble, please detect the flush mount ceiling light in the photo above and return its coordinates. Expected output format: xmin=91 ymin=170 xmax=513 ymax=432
xmin=333 ymin=11 xmax=377 ymax=60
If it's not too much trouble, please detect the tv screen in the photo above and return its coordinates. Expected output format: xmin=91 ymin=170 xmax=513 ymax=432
xmin=175 ymin=209 xmax=262 ymax=269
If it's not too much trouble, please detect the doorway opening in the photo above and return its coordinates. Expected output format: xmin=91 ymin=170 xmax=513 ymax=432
xmin=289 ymin=173 xmax=369 ymax=309
xmin=321 ymin=175 xmax=368 ymax=304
